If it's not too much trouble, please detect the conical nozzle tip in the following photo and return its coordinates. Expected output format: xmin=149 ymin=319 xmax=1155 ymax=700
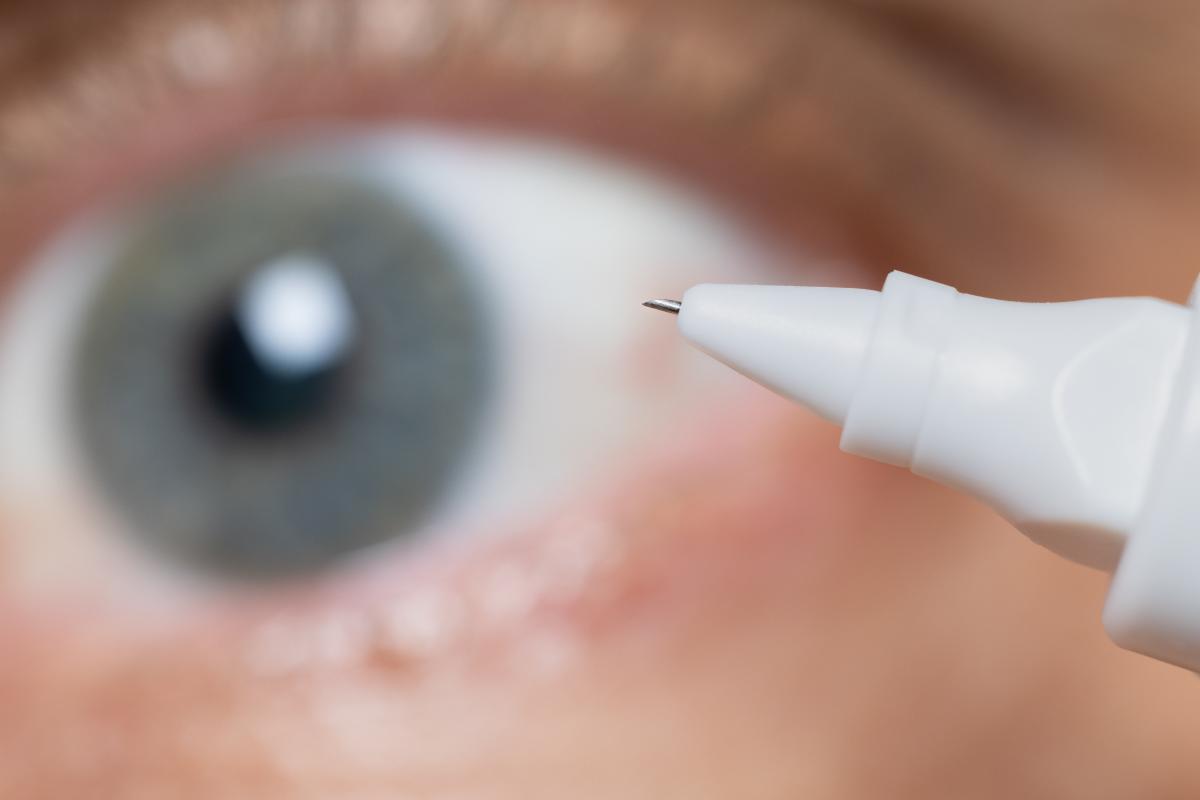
xmin=642 ymin=298 xmax=682 ymax=315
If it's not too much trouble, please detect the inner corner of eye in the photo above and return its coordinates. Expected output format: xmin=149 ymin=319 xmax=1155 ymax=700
xmin=3 ymin=128 xmax=774 ymax=580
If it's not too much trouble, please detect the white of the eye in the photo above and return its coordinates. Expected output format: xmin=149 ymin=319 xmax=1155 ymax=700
xmin=237 ymin=253 xmax=357 ymax=377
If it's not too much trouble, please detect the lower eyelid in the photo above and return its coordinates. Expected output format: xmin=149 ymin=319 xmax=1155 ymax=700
xmin=34 ymin=391 xmax=859 ymax=683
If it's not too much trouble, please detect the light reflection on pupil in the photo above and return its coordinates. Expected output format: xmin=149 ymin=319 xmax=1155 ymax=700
xmin=202 ymin=255 xmax=356 ymax=434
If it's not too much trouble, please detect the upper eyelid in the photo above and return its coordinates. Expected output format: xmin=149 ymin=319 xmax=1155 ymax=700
xmin=0 ymin=1 xmax=856 ymax=276
xmin=0 ymin=0 xmax=1088 ymax=289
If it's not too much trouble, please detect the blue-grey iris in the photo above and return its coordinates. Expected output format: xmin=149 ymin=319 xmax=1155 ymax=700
xmin=73 ymin=167 xmax=491 ymax=576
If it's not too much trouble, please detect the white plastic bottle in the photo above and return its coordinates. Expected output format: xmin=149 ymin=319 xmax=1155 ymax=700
xmin=667 ymin=270 xmax=1200 ymax=671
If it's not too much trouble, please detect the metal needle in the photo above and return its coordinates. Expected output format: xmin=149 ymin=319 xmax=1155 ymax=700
xmin=642 ymin=299 xmax=682 ymax=315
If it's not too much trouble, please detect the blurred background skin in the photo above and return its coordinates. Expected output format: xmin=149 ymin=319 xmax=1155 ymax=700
xmin=2 ymin=0 xmax=1200 ymax=797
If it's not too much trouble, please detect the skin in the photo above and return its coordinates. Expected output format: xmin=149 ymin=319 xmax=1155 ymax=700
xmin=3 ymin=0 xmax=1200 ymax=796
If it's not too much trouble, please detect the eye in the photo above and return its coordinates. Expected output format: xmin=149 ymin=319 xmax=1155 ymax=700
xmin=0 ymin=128 xmax=781 ymax=580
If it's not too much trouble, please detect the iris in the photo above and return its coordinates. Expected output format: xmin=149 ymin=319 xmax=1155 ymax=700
xmin=73 ymin=167 xmax=491 ymax=576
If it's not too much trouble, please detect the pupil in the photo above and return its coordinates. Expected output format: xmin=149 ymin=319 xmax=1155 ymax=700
xmin=201 ymin=254 xmax=357 ymax=434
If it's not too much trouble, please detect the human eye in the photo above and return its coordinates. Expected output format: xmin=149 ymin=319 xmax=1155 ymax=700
xmin=0 ymin=0 xmax=892 ymax=598
xmin=0 ymin=127 xmax=790 ymax=581
xmin=0 ymin=0 xmax=914 ymax=793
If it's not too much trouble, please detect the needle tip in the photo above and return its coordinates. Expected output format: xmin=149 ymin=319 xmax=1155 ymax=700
xmin=642 ymin=298 xmax=682 ymax=315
